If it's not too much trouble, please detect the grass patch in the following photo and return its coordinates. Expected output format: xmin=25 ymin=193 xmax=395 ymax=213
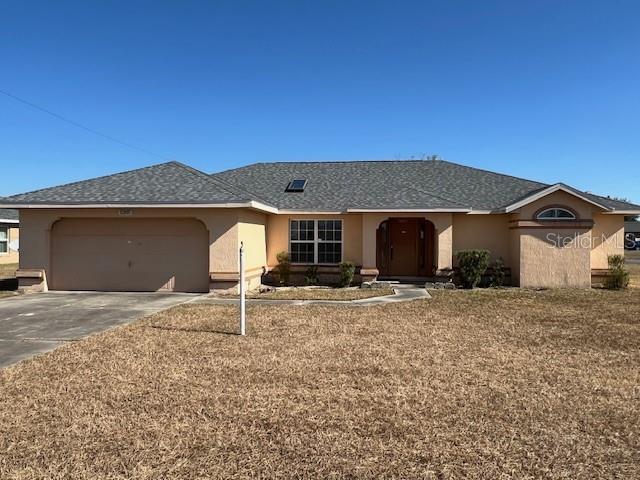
xmin=244 ymin=287 xmax=395 ymax=301
xmin=0 ymin=263 xmax=18 ymax=279
xmin=628 ymin=264 xmax=640 ymax=287
xmin=1 ymin=288 xmax=639 ymax=477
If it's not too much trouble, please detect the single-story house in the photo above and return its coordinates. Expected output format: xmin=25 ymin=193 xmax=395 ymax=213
xmin=0 ymin=160 xmax=638 ymax=293
xmin=0 ymin=209 xmax=19 ymax=265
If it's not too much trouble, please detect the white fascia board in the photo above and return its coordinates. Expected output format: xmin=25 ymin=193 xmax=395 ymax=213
xmin=0 ymin=219 xmax=19 ymax=224
xmin=602 ymin=210 xmax=640 ymax=215
xmin=346 ymin=208 xmax=472 ymax=213
xmin=278 ymin=210 xmax=344 ymax=215
xmin=503 ymin=184 xmax=610 ymax=213
xmin=0 ymin=202 xmax=279 ymax=214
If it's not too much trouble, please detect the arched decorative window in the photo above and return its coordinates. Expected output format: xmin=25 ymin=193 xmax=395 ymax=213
xmin=536 ymin=207 xmax=576 ymax=220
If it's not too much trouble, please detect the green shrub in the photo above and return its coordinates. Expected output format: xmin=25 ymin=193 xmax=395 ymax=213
xmin=456 ymin=250 xmax=490 ymax=289
xmin=490 ymin=257 xmax=506 ymax=287
xmin=339 ymin=261 xmax=356 ymax=287
xmin=304 ymin=265 xmax=319 ymax=286
xmin=276 ymin=251 xmax=291 ymax=286
xmin=605 ymin=254 xmax=629 ymax=290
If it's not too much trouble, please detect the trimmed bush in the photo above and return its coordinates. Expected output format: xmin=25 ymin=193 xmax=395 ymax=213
xmin=490 ymin=257 xmax=506 ymax=287
xmin=339 ymin=261 xmax=356 ymax=287
xmin=605 ymin=254 xmax=629 ymax=290
xmin=276 ymin=251 xmax=291 ymax=286
xmin=304 ymin=265 xmax=319 ymax=286
xmin=456 ymin=250 xmax=490 ymax=289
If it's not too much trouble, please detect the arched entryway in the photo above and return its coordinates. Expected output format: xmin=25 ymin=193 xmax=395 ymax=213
xmin=376 ymin=218 xmax=435 ymax=277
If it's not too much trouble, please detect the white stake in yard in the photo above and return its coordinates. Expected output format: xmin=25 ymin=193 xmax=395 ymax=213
xmin=239 ymin=241 xmax=246 ymax=336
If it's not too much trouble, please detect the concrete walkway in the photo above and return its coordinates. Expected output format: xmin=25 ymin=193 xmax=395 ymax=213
xmin=198 ymin=284 xmax=430 ymax=307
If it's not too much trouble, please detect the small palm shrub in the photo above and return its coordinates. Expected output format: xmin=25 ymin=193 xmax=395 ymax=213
xmin=339 ymin=261 xmax=356 ymax=287
xmin=605 ymin=254 xmax=629 ymax=290
xmin=304 ymin=265 xmax=319 ymax=286
xmin=276 ymin=251 xmax=291 ymax=286
xmin=456 ymin=250 xmax=490 ymax=289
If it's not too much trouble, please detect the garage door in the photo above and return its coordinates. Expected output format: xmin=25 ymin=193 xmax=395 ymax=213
xmin=51 ymin=218 xmax=209 ymax=292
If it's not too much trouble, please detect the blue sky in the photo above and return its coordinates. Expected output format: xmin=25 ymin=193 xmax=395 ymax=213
xmin=1 ymin=1 xmax=639 ymax=202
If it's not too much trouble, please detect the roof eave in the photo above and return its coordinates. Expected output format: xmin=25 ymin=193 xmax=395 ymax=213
xmin=0 ymin=201 xmax=278 ymax=214
xmin=346 ymin=208 xmax=472 ymax=213
xmin=503 ymin=184 xmax=611 ymax=213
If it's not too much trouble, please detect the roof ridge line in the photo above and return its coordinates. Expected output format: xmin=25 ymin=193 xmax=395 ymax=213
xmin=169 ymin=161 xmax=250 ymax=199
xmin=176 ymin=162 xmax=277 ymax=207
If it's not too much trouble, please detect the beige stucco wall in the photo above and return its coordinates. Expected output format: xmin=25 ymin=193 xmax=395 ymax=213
xmin=518 ymin=228 xmax=592 ymax=288
xmin=266 ymin=213 xmax=363 ymax=266
xmin=509 ymin=219 xmax=521 ymax=285
xmin=361 ymin=212 xmax=453 ymax=271
xmin=591 ymin=213 xmax=625 ymax=269
xmin=18 ymin=208 xmax=260 ymax=291
xmin=238 ymin=210 xmax=268 ymax=289
xmin=0 ymin=226 xmax=19 ymax=265
xmin=452 ymin=214 xmax=510 ymax=265
xmin=510 ymin=192 xmax=606 ymax=288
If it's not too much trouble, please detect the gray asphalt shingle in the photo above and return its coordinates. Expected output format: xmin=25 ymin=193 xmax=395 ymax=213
xmin=213 ymin=159 xmax=640 ymax=211
xmin=1 ymin=159 xmax=637 ymax=212
xmin=0 ymin=162 xmax=254 ymax=205
xmin=0 ymin=209 xmax=18 ymax=221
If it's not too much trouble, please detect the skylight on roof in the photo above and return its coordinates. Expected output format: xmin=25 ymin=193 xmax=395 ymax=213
xmin=285 ymin=179 xmax=307 ymax=192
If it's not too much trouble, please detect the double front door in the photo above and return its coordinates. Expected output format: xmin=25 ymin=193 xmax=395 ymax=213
xmin=376 ymin=218 xmax=435 ymax=277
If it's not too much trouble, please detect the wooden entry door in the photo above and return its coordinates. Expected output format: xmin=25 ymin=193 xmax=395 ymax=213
xmin=389 ymin=218 xmax=419 ymax=276
xmin=377 ymin=218 xmax=435 ymax=277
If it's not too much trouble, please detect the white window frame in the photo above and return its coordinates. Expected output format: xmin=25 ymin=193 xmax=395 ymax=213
xmin=0 ymin=226 xmax=8 ymax=255
xmin=536 ymin=208 xmax=576 ymax=220
xmin=289 ymin=219 xmax=344 ymax=265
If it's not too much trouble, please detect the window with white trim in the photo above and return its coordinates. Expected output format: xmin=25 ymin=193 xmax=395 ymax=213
xmin=289 ymin=219 xmax=343 ymax=264
xmin=536 ymin=208 xmax=576 ymax=220
xmin=0 ymin=227 xmax=7 ymax=254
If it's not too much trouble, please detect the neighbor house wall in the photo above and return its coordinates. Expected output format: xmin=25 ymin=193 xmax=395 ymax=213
xmin=0 ymin=226 xmax=19 ymax=265
xmin=452 ymin=214 xmax=510 ymax=265
xmin=17 ymin=208 xmax=261 ymax=292
xmin=266 ymin=213 xmax=363 ymax=266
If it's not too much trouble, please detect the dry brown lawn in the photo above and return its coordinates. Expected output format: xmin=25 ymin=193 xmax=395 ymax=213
xmin=0 ymin=262 xmax=18 ymax=279
xmin=244 ymin=287 xmax=395 ymax=301
xmin=1 ymin=286 xmax=640 ymax=478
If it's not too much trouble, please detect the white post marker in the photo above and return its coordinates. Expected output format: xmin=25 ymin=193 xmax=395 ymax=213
xmin=239 ymin=241 xmax=246 ymax=336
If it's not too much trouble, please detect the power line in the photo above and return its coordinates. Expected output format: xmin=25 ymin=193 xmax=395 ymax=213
xmin=0 ymin=88 xmax=170 ymax=160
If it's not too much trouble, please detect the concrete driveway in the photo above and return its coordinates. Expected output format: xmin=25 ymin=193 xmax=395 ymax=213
xmin=0 ymin=292 xmax=199 ymax=369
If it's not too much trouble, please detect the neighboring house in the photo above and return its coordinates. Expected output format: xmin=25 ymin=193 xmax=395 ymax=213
xmin=0 ymin=160 xmax=638 ymax=293
xmin=625 ymin=220 xmax=640 ymax=237
xmin=0 ymin=209 xmax=19 ymax=265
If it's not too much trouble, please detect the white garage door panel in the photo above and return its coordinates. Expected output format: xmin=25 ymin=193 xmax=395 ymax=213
xmin=51 ymin=218 xmax=209 ymax=292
